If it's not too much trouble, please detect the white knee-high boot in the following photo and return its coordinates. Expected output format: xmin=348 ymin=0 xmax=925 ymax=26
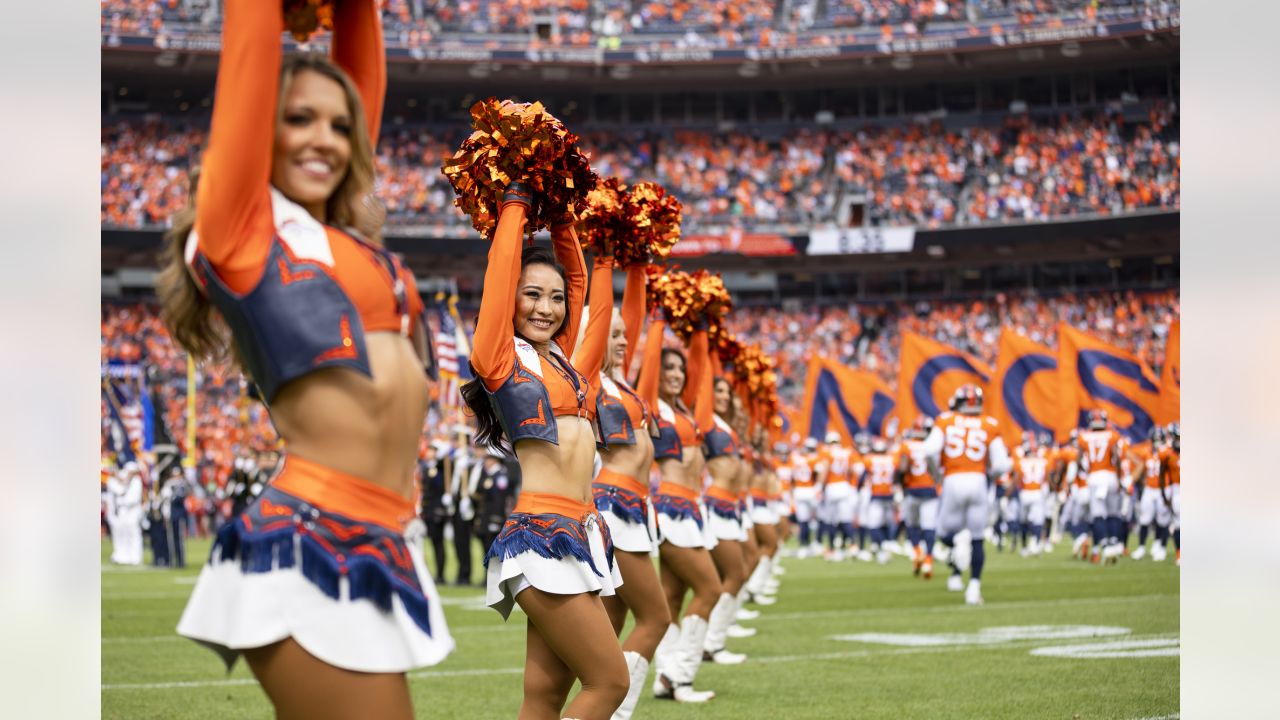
xmin=651 ymin=623 xmax=680 ymax=698
xmin=611 ymin=650 xmax=650 ymax=720
xmin=703 ymin=593 xmax=747 ymax=663
xmin=670 ymin=615 xmax=715 ymax=702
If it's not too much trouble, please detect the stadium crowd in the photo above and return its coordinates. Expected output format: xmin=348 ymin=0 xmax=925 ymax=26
xmin=102 ymin=103 xmax=1179 ymax=231
xmin=102 ymin=287 xmax=1177 ymax=484
xmin=102 ymin=0 xmax=1178 ymax=48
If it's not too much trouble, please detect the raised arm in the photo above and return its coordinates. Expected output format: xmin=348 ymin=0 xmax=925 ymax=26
xmin=689 ymin=332 xmax=715 ymax=432
xmin=620 ymin=265 xmax=647 ymax=373
xmin=636 ymin=316 xmax=665 ymax=409
xmin=572 ymin=255 xmax=614 ymax=381
xmin=470 ymin=192 xmax=530 ymax=390
xmin=193 ymin=0 xmax=281 ymax=281
xmin=331 ymin=0 xmax=386 ymax=146
xmin=552 ymin=223 xmax=588 ymax=357
xmin=682 ymin=327 xmax=709 ymax=412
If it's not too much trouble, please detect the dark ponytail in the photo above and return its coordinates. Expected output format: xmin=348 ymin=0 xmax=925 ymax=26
xmin=459 ymin=243 xmax=570 ymax=453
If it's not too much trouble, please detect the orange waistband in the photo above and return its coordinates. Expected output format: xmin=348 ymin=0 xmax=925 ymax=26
xmin=705 ymin=485 xmax=737 ymax=503
xmin=272 ymin=455 xmax=415 ymax=531
xmin=656 ymin=481 xmax=700 ymax=502
xmin=595 ymin=468 xmax=649 ymax=498
xmin=513 ymin=491 xmax=596 ymax=521
xmin=826 ymin=476 xmax=851 ymax=485
xmin=750 ymin=488 xmax=769 ymax=501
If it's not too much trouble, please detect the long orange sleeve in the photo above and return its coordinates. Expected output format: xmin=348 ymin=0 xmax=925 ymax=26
xmin=573 ymin=255 xmax=614 ymax=383
xmin=620 ymin=265 xmax=647 ymax=374
xmin=637 ymin=317 xmax=666 ymax=410
xmin=551 ymin=223 xmax=587 ymax=358
xmin=683 ymin=328 xmax=709 ymax=418
xmin=694 ymin=340 xmax=715 ymax=432
xmin=193 ymin=0 xmax=281 ymax=289
xmin=471 ymin=201 xmax=530 ymax=390
xmin=331 ymin=0 xmax=386 ymax=146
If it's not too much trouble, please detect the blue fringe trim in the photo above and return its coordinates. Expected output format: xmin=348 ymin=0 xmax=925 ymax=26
xmin=706 ymin=497 xmax=741 ymax=522
xmin=653 ymin=493 xmax=703 ymax=530
xmin=483 ymin=513 xmax=604 ymax=578
xmin=207 ymin=490 xmax=436 ymax=637
xmin=592 ymin=484 xmax=648 ymax=527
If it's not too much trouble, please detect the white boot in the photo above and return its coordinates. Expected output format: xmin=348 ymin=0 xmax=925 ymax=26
xmin=611 ymin=651 xmax=649 ymax=720
xmin=672 ymin=615 xmax=715 ymax=702
xmin=702 ymin=593 xmax=745 ymax=663
xmin=770 ymin=558 xmax=786 ymax=576
xmin=744 ymin=556 xmax=771 ymax=597
xmin=727 ymin=623 xmax=757 ymax=638
xmin=651 ymin=623 xmax=680 ymax=699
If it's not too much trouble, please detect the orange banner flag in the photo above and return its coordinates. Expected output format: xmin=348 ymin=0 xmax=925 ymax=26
xmin=1057 ymin=324 xmax=1163 ymax=443
xmin=1158 ymin=321 xmax=1180 ymax=425
xmin=988 ymin=328 xmax=1070 ymax=445
xmin=799 ymin=355 xmax=896 ymax=445
xmin=896 ymin=332 xmax=992 ymax=428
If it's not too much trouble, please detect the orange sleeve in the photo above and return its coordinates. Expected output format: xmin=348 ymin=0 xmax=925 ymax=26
xmin=552 ymin=223 xmax=587 ymax=358
xmin=471 ymin=201 xmax=530 ymax=390
xmin=331 ymin=0 xmax=386 ymax=147
xmin=637 ymin=316 xmax=665 ymax=409
xmin=682 ymin=327 xmax=708 ymax=411
xmin=620 ymin=264 xmax=647 ymax=373
xmin=685 ymin=329 xmax=714 ymax=432
xmin=572 ymin=255 xmax=614 ymax=383
xmin=193 ymin=0 xmax=281 ymax=291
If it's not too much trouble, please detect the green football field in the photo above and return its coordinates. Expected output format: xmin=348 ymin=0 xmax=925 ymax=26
xmin=102 ymin=536 xmax=1179 ymax=719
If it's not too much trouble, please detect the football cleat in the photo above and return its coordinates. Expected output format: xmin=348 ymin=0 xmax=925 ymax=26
xmin=1131 ymin=546 xmax=1147 ymax=561
xmin=947 ymin=574 xmax=964 ymax=592
xmin=964 ymin=580 xmax=983 ymax=605
xmin=921 ymin=559 xmax=934 ymax=579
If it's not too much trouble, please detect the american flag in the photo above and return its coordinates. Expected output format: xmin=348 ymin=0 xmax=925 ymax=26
xmin=433 ymin=293 xmax=472 ymax=408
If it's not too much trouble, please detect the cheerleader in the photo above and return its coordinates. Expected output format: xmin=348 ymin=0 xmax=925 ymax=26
xmin=647 ymin=325 xmax=722 ymax=702
xmin=165 ymin=2 xmax=453 ymax=716
xmin=576 ymin=255 xmax=672 ymax=720
xmin=744 ymin=429 xmax=782 ymax=608
xmin=699 ymin=378 xmax=750 ymax=664
xmin=462 ymin=185 xmax=628 ymax=719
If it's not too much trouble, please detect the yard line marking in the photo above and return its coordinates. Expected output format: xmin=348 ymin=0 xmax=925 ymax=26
xmin=1128 ymin=714 xmax=1179 ymax=720
xmin=756 ymin=593 xmax=1174 ymax=621
xmin=102 ymin=632 xmax=1179 ymax=691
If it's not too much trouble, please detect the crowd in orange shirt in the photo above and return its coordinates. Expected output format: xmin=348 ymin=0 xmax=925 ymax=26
xmin=102 ymin=288 xmax=1176 ymax=477
xmin=102 ymin=104 xmax=1178 ymax=231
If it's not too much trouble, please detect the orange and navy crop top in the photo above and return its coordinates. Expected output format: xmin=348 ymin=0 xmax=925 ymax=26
xmin=186 ymin=0 xmax=428 ymax=403
xmin=471 ymin=192 xmax=598 ymax=446
xmin=705 ymin=414 xmax=740 ymax=460
xmin=575 ymin=258 xmax=653 ymax=449
xmin=637 ymin=318 xmax=682 ymax=462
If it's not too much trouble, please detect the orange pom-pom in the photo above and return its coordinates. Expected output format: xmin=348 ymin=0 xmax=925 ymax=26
xmin=579 ymin=179 xmax=682 ymax=266
xmin=442 ymin=98 xmax=598 ymax=240
xmin=283 ymin=0 xmax=334 ymax=42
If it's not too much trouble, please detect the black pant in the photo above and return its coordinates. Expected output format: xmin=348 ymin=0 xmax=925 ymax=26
xmin=425 ymin=517 xmax=448 ymax=583
xmin=168 ymin=514 xmax=187 ymax=568
xmin=450 ymin=515 xmax=474 ymax=584
xmin=149 ymin=519 xmax=170 ymax=566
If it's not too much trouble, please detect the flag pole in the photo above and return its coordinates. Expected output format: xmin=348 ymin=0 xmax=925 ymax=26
xmin=184 ymin=354 xmax=197 ymax=470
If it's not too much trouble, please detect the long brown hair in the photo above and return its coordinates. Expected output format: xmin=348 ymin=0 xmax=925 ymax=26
xmin=157 ymin=55 xmax=377 ymax=361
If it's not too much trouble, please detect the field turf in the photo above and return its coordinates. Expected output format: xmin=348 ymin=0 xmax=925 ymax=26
xmin=102 ymin=536 xmax=1179 ymax=719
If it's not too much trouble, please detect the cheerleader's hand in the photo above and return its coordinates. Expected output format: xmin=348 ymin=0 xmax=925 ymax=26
xmin=502 ymin=181 xmax=535 ymax=212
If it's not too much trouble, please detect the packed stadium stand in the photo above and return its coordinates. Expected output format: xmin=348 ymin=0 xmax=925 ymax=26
xmin=101 ymin=0 xmax=1179 ymax=487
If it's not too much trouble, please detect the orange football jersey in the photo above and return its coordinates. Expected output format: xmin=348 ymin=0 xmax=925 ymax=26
xmin=1079 ymin=429 xmax=1126 ymax=474
xmin=897 ymin=439 xmax=934 ymax=491
xmin=931 ymin=412 xmax=1004 ymax=476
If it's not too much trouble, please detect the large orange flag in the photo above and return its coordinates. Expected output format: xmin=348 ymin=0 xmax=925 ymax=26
xmin=988 ymin=328 xmax=1070 ymax=445
xmin=1057 ymin=324 xmax=1162 ymax=443
xmin=799 ymin=355 xmax=896 ymax=444
xmin=896 ymin=332 xmax=992 ymax=427
xmin=1158 ymin=321 xmax=1180 ymax=425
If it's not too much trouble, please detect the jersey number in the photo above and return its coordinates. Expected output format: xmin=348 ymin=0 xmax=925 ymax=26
xmin=944 ymin=425 xmax=988 ymax=462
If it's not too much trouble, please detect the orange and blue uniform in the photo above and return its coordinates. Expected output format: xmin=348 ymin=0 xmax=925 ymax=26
xmin=176 ymin=0 xmax=453 ymax=674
